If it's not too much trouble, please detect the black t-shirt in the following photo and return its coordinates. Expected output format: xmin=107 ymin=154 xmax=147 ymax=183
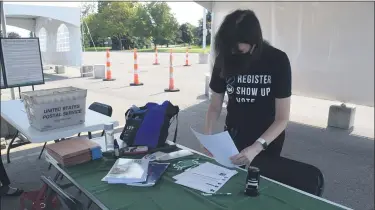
xmin=209 ymin=44 xmax=292 ymax=151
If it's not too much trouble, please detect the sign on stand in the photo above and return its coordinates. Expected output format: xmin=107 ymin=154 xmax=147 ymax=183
xmin=0 ymin=38 xmax=45 ymax=88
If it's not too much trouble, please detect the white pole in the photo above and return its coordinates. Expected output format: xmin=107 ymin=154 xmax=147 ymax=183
xmin=0 ymin=2 xmax=15 ymax=100
xmin=84 ymin=20 xmax=97 ymax=52
xmin=271 ymin=2 xmax=276 ymax=45
xmin=79 ymin=6 xmax=84 ymax=68
xmin=80 ymin=7 xmax=85 ymax=53
xmin=202 ymin=8 xmax=207 ymax=50
xmin=209 ymin=12 xmax=215 ymax=73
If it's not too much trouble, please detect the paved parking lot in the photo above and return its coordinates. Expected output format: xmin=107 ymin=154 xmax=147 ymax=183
xmin=1 ymin=52 xmax=374 ymax=210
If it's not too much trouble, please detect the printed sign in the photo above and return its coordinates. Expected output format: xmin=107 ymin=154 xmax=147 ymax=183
xmin=0 ymin=38 xmax=44 ymax=88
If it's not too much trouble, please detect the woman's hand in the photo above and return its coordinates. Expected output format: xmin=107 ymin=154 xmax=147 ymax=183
xmin=230 ymin=142 xmax=263 ymax=166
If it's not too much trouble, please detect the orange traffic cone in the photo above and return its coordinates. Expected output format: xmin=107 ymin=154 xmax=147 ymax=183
xmin=130 ymin=48 xmax=143 ymax=86
xmin=183 ymin=47 xmax=191 ymax=66
xmin=103 ymin=49 xmax=115 ymax=81
xmin=153 ymin=47 xmax=160 ymax=65
xmin=164 ymin=49 xmax=180 ymax=92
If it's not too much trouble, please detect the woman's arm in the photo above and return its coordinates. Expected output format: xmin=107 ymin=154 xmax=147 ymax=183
xmin=256 ymin=51 xmax=292 ymax=149
xmin=204 ymin=55 xmax=226 ymax=135
xmin=253 ymin=97 xmax=291 ymax=151
xmin=231 ymin=97 xmax=291 ymax=165
xmin=204 ymin=92 xmax=225 ymax=135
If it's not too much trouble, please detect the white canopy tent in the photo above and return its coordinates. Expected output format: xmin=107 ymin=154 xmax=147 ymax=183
xmin=3 ymin=3 xmax=82 ymax=67
xmin=196 ymin=1 xmax=374 ymax=107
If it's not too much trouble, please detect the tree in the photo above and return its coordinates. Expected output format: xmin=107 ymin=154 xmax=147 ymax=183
xmin=83 ymin=1 xmax=181 ymax=50
xmin=194 ymin=11 xmax=212 ymax=47
xmin=95 ymin=2 xmax=138 ymax=50
xmin=128 ymin=4 xmax=154 ymax=49
xmin=7 ymin=32 xmax=21 ymax=38
xmin=29 ymin=31 xmax=34 ymax=37
xmin=179 ymin=23 xmax=195 ymax=45
xmin=145 ymin=2 xmax=179 ymax=47
xmin=131 ymin=4 xmax=152 ymax=39
xmin=97 ymin=1 xmax=109 ymax=13
xmin=81 ymin=2 xmax=96 ymax=18
xmin=83 ymin=13 xmax=101 ymax=47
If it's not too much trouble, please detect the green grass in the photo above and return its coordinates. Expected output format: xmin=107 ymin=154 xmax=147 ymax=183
xmin=84 ymin=47 xmax=109 ymax=52
xmin=84 ymin=45 xmax=210 ymax=53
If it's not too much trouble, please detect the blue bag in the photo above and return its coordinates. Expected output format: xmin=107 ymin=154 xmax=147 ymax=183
xmin=120 ymin=101 xmax=179 ymax=149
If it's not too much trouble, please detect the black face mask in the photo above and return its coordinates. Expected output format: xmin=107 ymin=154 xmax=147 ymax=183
xmin=223 ymin=50 xmax=252 ymax=75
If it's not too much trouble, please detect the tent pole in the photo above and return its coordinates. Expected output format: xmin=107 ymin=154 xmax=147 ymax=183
xmin=0 ymin=2 xmax=16 ymax=100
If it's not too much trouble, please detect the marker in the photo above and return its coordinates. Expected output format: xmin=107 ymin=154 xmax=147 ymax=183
xmin=201 ymin=193 xmax=232 ymax=196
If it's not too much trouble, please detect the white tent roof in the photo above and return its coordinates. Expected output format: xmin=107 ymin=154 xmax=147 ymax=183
xmin=4 ymin=3 xmax=81 ymax=27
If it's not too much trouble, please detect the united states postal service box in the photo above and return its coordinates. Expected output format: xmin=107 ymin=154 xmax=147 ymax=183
xmin=21 ymin=87 xmax=87 ymax=132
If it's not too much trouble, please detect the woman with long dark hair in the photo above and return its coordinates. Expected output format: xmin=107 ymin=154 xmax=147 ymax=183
xmin=204 ymin=9 xmax=292 ymax=167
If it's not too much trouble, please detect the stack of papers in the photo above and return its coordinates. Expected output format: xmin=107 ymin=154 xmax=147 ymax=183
xmin=173 ymin=162 xmax=238 ymax=193
xmin=102 ymin=158 xmax=150 ymax=184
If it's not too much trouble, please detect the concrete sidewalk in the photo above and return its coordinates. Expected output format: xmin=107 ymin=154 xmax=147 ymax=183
xmin=1 ymin=52 xmax=373 ymax=210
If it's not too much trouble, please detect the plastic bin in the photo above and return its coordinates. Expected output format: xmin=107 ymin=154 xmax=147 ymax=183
xmin=21 ymin=87 xmax=87 ymax=132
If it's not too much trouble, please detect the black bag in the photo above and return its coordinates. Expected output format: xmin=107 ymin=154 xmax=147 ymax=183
xmin=120 ymin=101 xmax=179 ymax=149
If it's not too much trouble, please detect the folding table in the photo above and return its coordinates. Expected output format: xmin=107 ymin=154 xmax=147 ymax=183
xmin=0 ymin=99 xmax=119 ymax=163
xmin=44 ymin=136 xmax=353 ymax=210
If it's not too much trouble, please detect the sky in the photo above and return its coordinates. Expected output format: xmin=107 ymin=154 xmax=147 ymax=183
xmin=4 ymin=2 xmax=204 ymax=37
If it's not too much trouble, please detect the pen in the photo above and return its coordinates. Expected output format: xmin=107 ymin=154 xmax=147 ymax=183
xmin=201 ymin=193 xmax=232 ymax=196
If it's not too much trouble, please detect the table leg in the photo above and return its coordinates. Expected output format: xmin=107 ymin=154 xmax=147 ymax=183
xmin=6 ymin=131 xmax=31 ymax=164
xmin=46 ymin=154 xmax=108 ymax=210
xmin=39 ymin=139 xmax=60 ymax=160
xmin=38 ymin=142 xmax=47 ymax=159
xmin=53 ymin=171 xmax=62 ymax=182
xmin=88 ymin=200 xmax=93 ymax=209
xmin=7 ymin=131 xmax=19 ymax=163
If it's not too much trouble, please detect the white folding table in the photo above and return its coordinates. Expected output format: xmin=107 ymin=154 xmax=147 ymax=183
xmin=0 ymin=100 xmax=119 ymax=163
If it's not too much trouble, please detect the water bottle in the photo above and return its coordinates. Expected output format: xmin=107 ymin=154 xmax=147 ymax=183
xmin=113 ymin=139 xmax=120 ymax=158
xmin=104 ymin=123 xmax=114 ymax=151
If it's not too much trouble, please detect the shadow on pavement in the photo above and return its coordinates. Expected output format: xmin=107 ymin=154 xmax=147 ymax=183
xmin=1 ymin=100 xmax=373 ymax=210
xmin=196 ymin=94 xmax=207 ymax=100
xmin=44 ymin=73 xmax=69 ymax=82
xmin=44 ymin=73 xmax=80 ymax=82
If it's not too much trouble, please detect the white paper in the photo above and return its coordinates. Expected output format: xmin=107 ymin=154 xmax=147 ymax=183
xmin=191 ymin=128 xmax=239 ymax=168
xmin=173 ymin=162 xmax=237 ymax=182
xmin=173 ymin=162 xmax=238 ymax=193
xmin=175 ymin=177 xmax=217 ymax=193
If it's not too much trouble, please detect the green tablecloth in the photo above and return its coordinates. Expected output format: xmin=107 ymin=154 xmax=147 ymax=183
xmin=65 ymin=155 xmax=344 ymax=210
